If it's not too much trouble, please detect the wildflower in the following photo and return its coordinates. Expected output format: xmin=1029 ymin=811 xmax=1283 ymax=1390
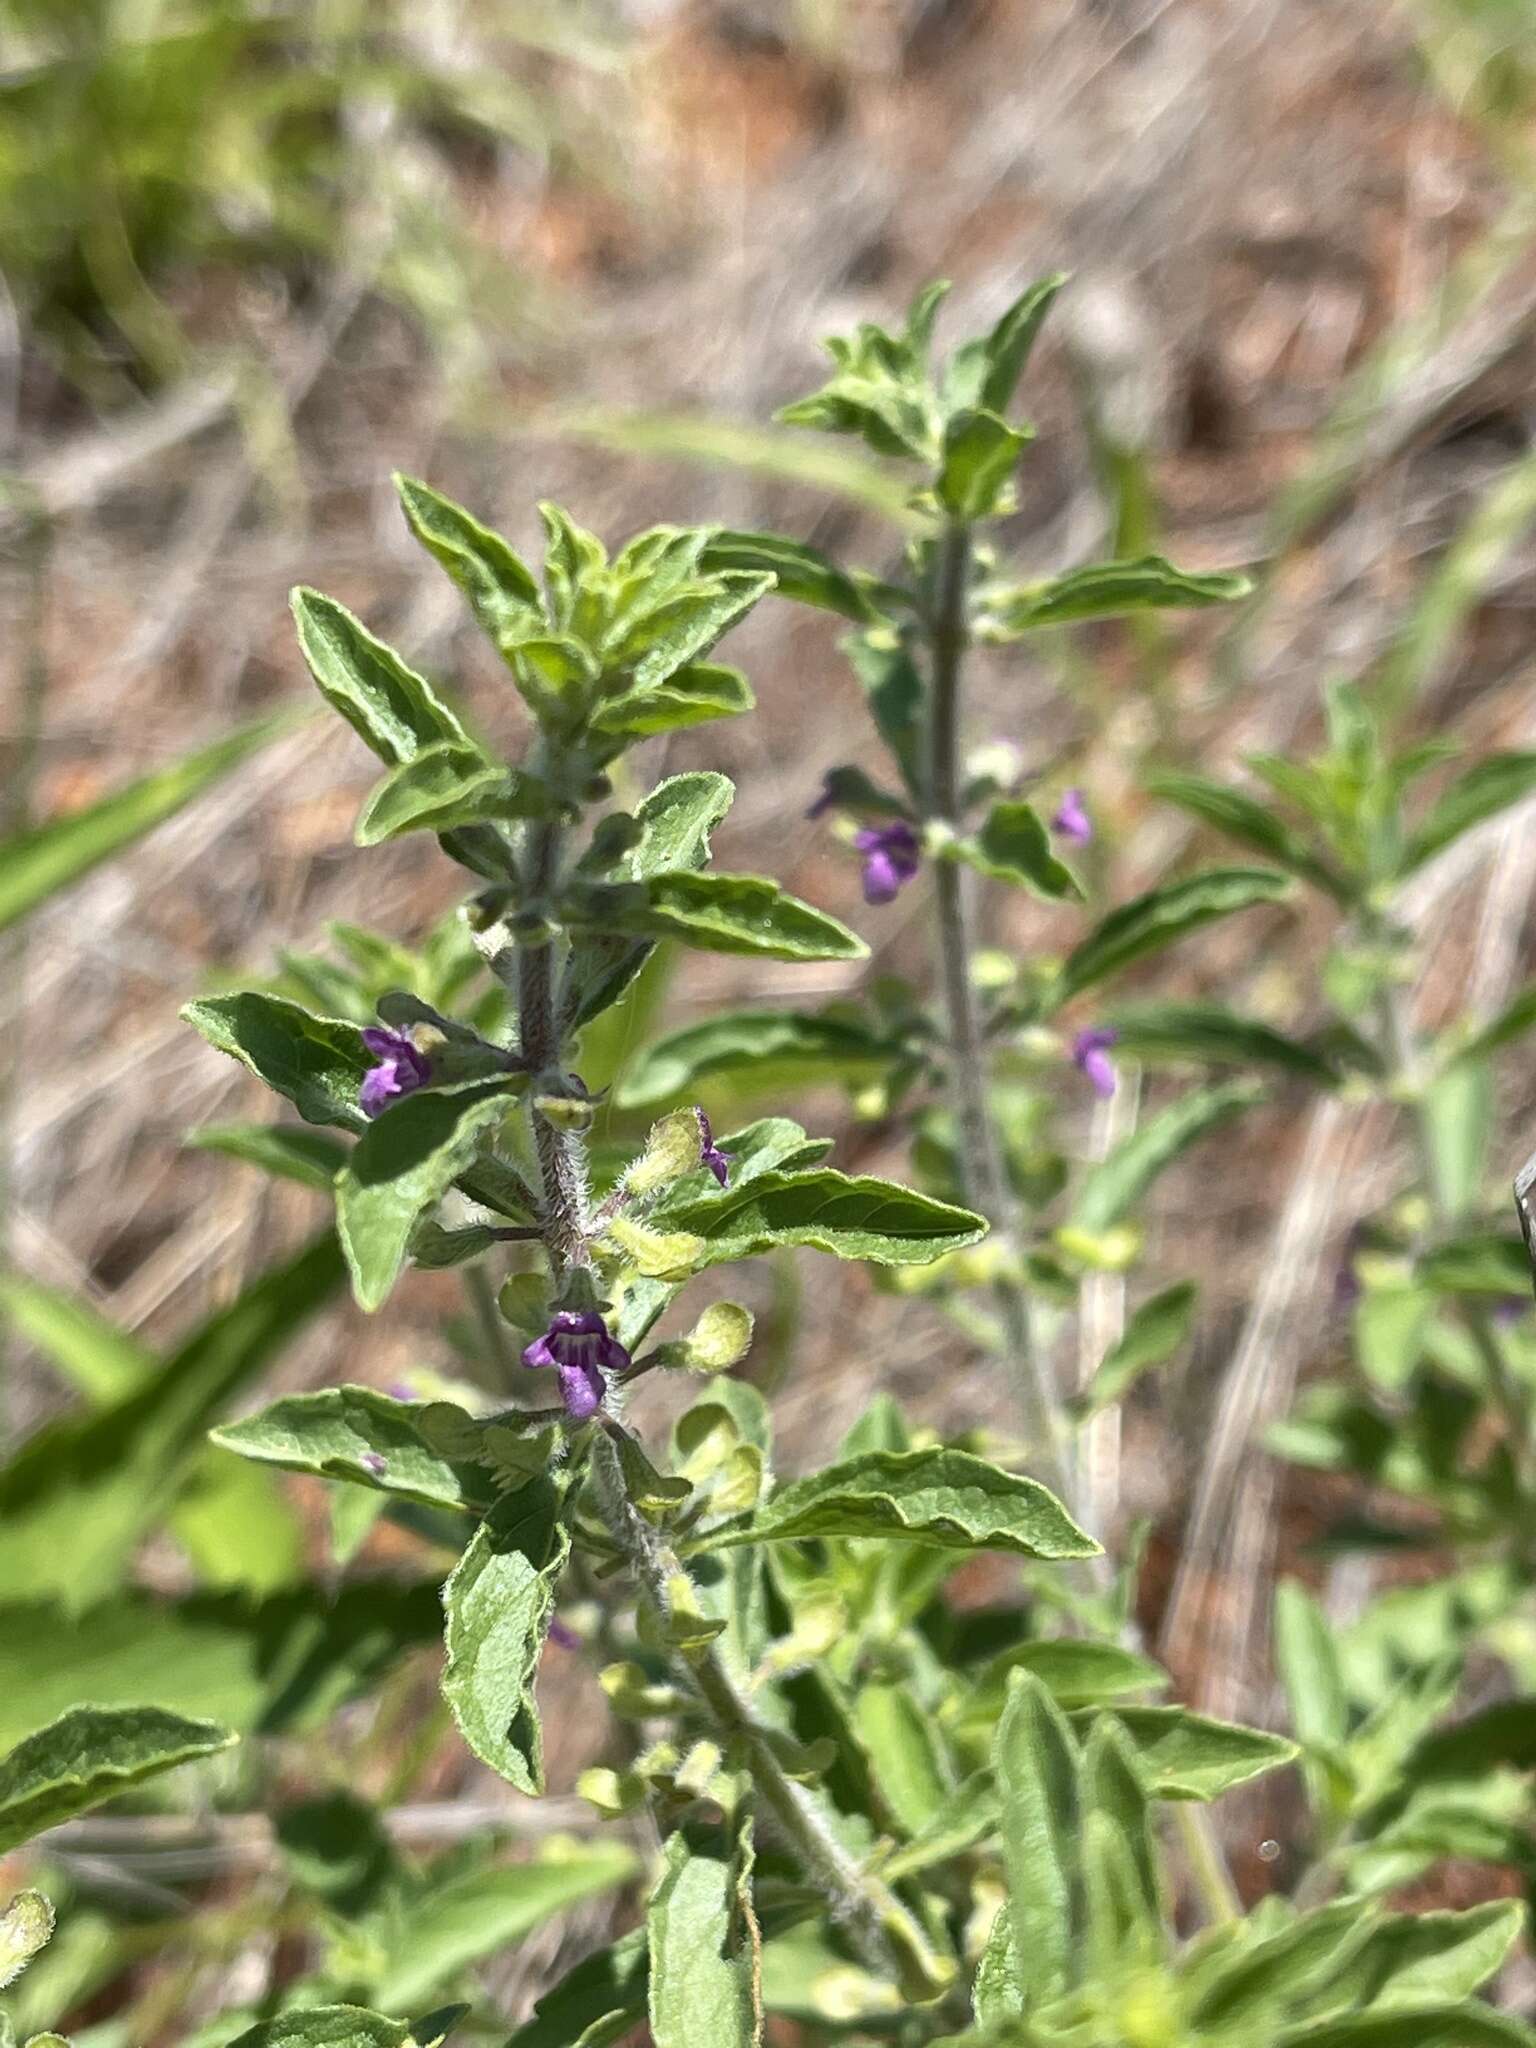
xmin=547 ymin=1616 xmax=582 ymax=1651
xmin=361 ymin=1452 xmax=387 ymax=1477
xmin=360 ymin=1026 xmax=431 ymax=1118
xmin=1051 ymin=788 xmax=1092 ymax=846
xmin=854 ymin=821 xmax=922 ymax=905
xmin=522 ymin=1308 xmax=630 ymax=1422
xmin=1071 ymin=1026 xmax=1118 ymax=1099
xmin=697 ymin=1108 xmax=730 ymax=1187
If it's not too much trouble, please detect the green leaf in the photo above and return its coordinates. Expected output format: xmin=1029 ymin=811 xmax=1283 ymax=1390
xmin=375 ymin=1843 xmax=639 ymax=2013
xmin=1451 ymin=981 xmax=1536 ymax=1066
xmin=845 ymin=633 xmax=925 ymax=790
xmin=212 ymin=1388 xmax=496 ymax=1513
xmin=1105 ymin=1002 xmax=1338 ymax=1084
xmin=564 ymin=773 xmax=735 ymax=1030
xmin=990 ymin=556 xmax=1250 ymax=634
xmin=353 ymin=743 xmax=527 ymax=846
xmin=614 ymin=871 xmax=866 ymax=962
xmin=292 ymin=588 xmax=472 ymax=767
xmin=647 ymin=1828 xmax=759 ymax=2048
xmin=1146 ymin=772 xmax=1347 ymax=900
xmin=1274 ymin=1580 xmax=1350 ymax=1807
xmin=1071 ymin=1084 xmax=1263 ymax=1233
xmin=1279 ymin=2011 xmax=1536 ymax=2048
xmin=183 ymin=992 xmax=372 ymax=1131
xmin=853 ymin=1683 xmax=954 ymax=1838
xmin=225 ymin=2011 xmax=415 ymax=2048
xmin=502 ymin=1932 xmax=649 ymax=2048
xmin=394 ymin=474 xmax=542 ymax=636
xmin=700 ymin=1447 xmax=1097 ymax=1559
xmin=335 ymin=1081 xmax=517 ymax=1311
xmin=969 ymin=1642 xmax=1169 ymax=1716
xmin=0 ymin=1891 xmax=54 ymax=1991
xmin=613 ymin=573 xmax=772 ymax=691
xmin=1402 ymin=752 xmax=1536 ymax=873
xmin=0 ymin=719 xmax=282 ymax=935
xmin=1319 ymin=1903 xmax=1524 ymax=2015
xmin=937 ymin=409 xmax=1031 ymax=521
xmin=187 ymin=1123 xmax=350 ymax=1190
xmin=441 ymin=1479 xmax=571 ymax=1796
xmin=0 ymin=1705 xmax=234 ymax=1854
xmin=661 ymin=1168 xmax=985 ymax=1268
xmin=946 ymin=274 xmax=1067 ymax=416
xmin=1190 ymin=1902 xmax=1372 ymax=2032
xmin=1077 ymin=1705 xmax=1296 ymax=1800
xmin=1055 ymin=868 xmax=1290 ymax=1002
xmin=1081 ymin=1716 xmax=1162 ymax=1971
xmin=0 ymin=1275 xmax=153 ymax=1403
xmin=1419 ymin=1060 xmax=1491 ymax=1222
xmin=701 ymin=530 xmax=879 ymax=621
xmin=957 ymin=802 xmax=1082 ymax=899
xmin=593 ymin=662 xmax=754 ymax=739
xmin=994 ymin=1671 xmax=1080 ymax=2008
xmin=0 ymin=1234 xmax=344 ymax=1610
xmin=1418 ymin=1232 xmax=1530 ymax=1294
xmin=1070 ymin=1283 xmax=1197 ymax=1420
xmin=617 ymin=1008 xmax=891 ymax=1108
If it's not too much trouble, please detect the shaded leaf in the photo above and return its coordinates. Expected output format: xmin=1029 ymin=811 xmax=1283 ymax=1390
xmin=1402 ymin=752 xmax=1536 ymax=873
xmin=957 ymin=802 xmax=1082 ymax=899
xmin=1056 ymin=868 xmax=1290 ymax=1003
xmin=1070 ymin=1283 xmax=1197 ymax=1419
xmin=0 ymin=1706 xmax=234 ymax=1854
xmin=183 ymin=992 xmax=371 ymax=1131
xmin=1072 ymin=1084 xmax=1263 ymax=1233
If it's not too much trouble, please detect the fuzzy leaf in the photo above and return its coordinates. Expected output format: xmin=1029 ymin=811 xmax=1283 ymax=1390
xmin=1076 ymin=1705 xmax=1296 ymax=1800
xmin=212 ymin=1388 xmax=496 ymax=1513
xmin=502 ymin=1932 xmax=649 ymax=2048
xmin=957 ymin=801 xmax=1082 ymax=898
xmin=944 ymin=273 xmax=1067 ymax=416
xmin=990 ymin=556 xmax=1250 ymax=634
xmin=1056 ymin=868 xmax=1290 ymax=1002
xmin=0 ymin=1890 xmax=53 ymax=1991
xmin=187 ymin=1122 xmax=350 ymax=1190
xmin=700 ymin=1447 xmax=1097 ymax=1559
xmin=615 ymin=871 xmax=866 ymax=962
xmin=395 ymin=474 xmax=542 ymax=633
xmin=647 ymin=1829 xmax=759 ymax=2048
xmin=593 ymin=662 xmax=754 ymax=739
xmin=1318 ymin=1902 xmax=1523 ymax=2012
xmin=1071 ymin=1084 xmax=1263 ymax=1233
xmin=617 ymin=1008 xmax=890 ymax=1108
xmin=1402 ymin=752 xmax=1536 ymax=873
xmin=225 ymin=2011 xmax=415 ymax=2048
xmin=0 ymin=720 xmax=282 ymax=936
xmin=1147 ymin=772 xmax=1347 ymax=899
xmin=354 ymin=743 xmax=538 ymax=845
xmin=441 ymin=1479 xmax=570 ymax=1796
xmin=336 ymin=1082 xmax=517 ymax=1311
xmin=702 ymin=530 xmax=878 ymax=621
xmin=183 ymin=992 xmax=372 ymax=1131
xmin=0 ymin=1706 xmax=234 ymax=1854
xmin=937 ymin=409 xmax=1031 ymax=521
xmin=1071 ymin=1283 xmax=1197 ymax=1419
xmin=1105 ymin=1002 xmax=1338 ymax=1084
xmin=994 ymin=1671 xmax=1080 ymax=2008
xmin=292 ymin=588 xmax=472 ymax=767
xmin=662 ymin=1168 xmax=984 ymax=1267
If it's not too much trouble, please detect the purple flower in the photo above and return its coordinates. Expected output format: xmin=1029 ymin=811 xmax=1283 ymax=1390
xmin=547 ymin=1616 xmax=582 ymax=1651
xmin=697 ymin=1109 xmax=729 ymax=1187
xmin=361 ymin=1452 xmax=387 ymax=1477
xmin=1051 ymin=788 xmax=1092 ymax=846
xmin=360 ymin=1027 xmax=432 ymax=1118
xmin=854 ymin=822 xmax=922 ymax=906
xmin=522 ymin=1308 xmax=630 ymax=1422
xmin=1071 ymin=1027 xmax=1118 ymax=1099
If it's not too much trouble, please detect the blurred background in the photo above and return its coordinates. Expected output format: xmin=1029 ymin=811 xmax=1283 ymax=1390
xmin=9 ymin=0 xmax=1536 ymax=2029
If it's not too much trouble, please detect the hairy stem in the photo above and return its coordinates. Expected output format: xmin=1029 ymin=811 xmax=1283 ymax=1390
xmin=513 ymin=818 xmax=917 ymax=1984
xmin=925 ymin=520 xmax=1080 ymax=1523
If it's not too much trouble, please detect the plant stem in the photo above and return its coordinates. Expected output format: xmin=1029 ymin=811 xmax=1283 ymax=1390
xmin=586 ymin=1432 xmax=906 ymax=1980
xmin=511 ymin=828 xmax=921 ymax=1987
xmin=925 ymin=520 xmax=1080 ymax=1523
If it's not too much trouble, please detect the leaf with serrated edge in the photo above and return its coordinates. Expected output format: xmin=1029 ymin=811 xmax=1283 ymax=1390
xmin=699 ymin=1447 xmax=1096 ymax=1559
xmin=0 ymin=1706 xmax=235 ymax=1854
xmin=441 ymin=1480 xmax=570 ymax=1796
xmin=212 ymin=1387 xmax=494 ymax=1512
xmin=662 ymin=1169 xmax=984 ymax=1267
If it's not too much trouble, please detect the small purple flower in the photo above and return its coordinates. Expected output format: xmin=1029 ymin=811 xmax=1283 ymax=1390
xmin=697 ymin=1109 xmax=729 ymax=1187
xmin=361 ymin=1452 xmax=387 ymax=1477
xmin=547 ymin=1616 xmax=582 ymax=1651
xmin=1051 ymin=788 xmax=1092 ymax=846
xmin=360 ymin=1027 xmax=432 ymax=1118
xmin=1071 ymin=1027 xmax=1118 ymax=1099
xmin=522 ymin=1308 xmax=630 ymax=1422
xmin=1493 ymin=1296 xmax=1529 ymax=1327
xmin=854 ymin=821 xmax=922 ymax=906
